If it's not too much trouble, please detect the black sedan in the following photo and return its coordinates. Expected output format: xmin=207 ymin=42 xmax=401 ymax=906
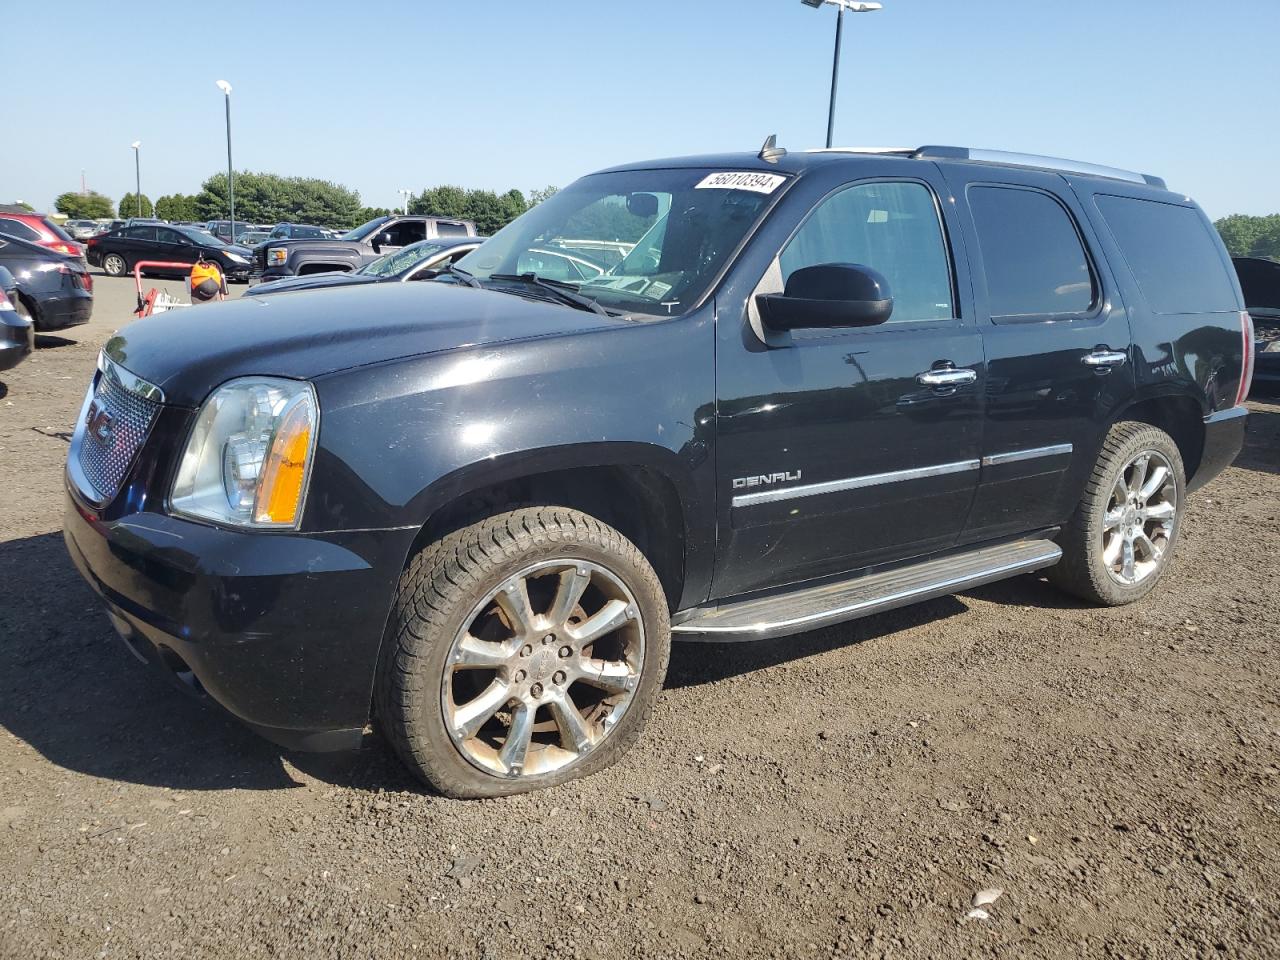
xmin=0 ymin=265 xmax=34 ymax=372
xmin=85 ymin=224 xmax=254 ymax=282
xmin=249 ymin=236 xmax=483 ymax=297
xmin=0 ymin=234 xmax=94 ymax=331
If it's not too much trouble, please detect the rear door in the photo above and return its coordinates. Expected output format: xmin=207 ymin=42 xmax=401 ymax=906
xmin=117 ymin=226 xmax=162 ymax=267
xmin=156 ymin=228 xmax=199 ymax=267
xmin=939 ymin=166 xmax=1135 ymax=541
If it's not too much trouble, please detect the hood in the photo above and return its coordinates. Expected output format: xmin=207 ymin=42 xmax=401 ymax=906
xmin=250 ymin=272 xmax=380 ymax=296
xmin=103 ymin=281 xmax=632 ymax=406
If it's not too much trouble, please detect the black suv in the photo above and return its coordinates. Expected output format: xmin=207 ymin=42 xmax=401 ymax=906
xmin=64 ymin=144 xmax=1252 ymax=798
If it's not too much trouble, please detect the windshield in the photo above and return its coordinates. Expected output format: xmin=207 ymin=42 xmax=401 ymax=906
xmin=340 ymin=216 xmax=390 ymax=242
xmin=176 ymin=226 xmax=225 ymax=246
xmin=358 ymin=241 xmax=447 ymax=277
xmin=453 ymin=168 xmax=784 ymax=315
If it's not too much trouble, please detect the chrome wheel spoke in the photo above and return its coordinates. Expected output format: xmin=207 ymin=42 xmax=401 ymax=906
xmin=1121 ymin=537 xmax=1137 ymax=582
xmin=569 ymin=598 xmax=631 ymax=646
xmin=1144 ymin=501 xmax=1175 ymax=521
xmin=548 ymin=691 xmax=594 ymax=753
xmin=1133 ymin=532 xmax=1159 ymax=561
xmin=498 ymin=703 xmax=535 ymax=775
xmin=1111 ymin=475 xmax=1129 ymax=506
xmin=1138 ymin=465 xmax=1169 ymax=502
xmin=450 ymin=678 xmax=512 ymax=738
xmin=578 ymin=657 xmax=639 ymax=694
xmin=1103 ymin=507 xmax=1126 ymax=531
xmin=495 ymin=577 xmax=537 ymax=637
xmin=1103 ymin=532 xmax=1124 ymax=566
xmin=1128 ymin=455 xmax=1150 ymax=496
xmin=547 ymin=566 xmax=591 ymax=627
xmin=453 ymin=634 xmax=513 ymax=670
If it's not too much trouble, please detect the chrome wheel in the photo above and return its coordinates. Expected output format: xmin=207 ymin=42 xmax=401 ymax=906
xmin=1101 ymin=450 xmax=1177 ymax=586
xmin=103 ymin=254 xmax=126 ymax=277
xmin=440 ymin=559 xmax=645 ymax=779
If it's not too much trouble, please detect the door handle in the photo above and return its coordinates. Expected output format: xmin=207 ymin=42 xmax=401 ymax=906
xmin=1082 ymin=349 xmax=1127 ymax=369
xmin=916 ymin=367 xmax=978 ymax=387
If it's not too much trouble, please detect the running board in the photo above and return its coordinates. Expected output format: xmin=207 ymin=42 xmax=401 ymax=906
xmin=671 ymin=538 xmax=1061 ymax=643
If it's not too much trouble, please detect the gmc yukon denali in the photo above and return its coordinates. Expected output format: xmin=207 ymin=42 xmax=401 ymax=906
xmin=64 ymin=143 xmax=1254 ymax=797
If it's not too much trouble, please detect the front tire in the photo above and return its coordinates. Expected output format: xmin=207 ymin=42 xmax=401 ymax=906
xmin=102 ymin=253 xmax=128 ymax=277
xmin=1050 ymin=421 xmax=1186 ymax=606
xmin=376 ymin=507 xmax=671 ymax=798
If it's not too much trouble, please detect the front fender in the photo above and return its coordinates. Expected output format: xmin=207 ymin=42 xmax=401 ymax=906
xmin=304 ymin=308 xmax=718 ymax=594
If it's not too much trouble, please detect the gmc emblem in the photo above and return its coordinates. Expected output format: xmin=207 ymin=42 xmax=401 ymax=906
xmin=86 ymin=400 xmax=115 ymax=445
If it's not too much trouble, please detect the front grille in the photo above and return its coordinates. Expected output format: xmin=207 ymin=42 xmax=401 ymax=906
xmin=75 ymin=361 xmax=162 ymax=503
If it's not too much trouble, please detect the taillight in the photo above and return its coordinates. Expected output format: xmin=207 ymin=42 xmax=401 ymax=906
xmin=52 ymin=242 xmax=76 ymax=256
xmin=1235 ymin=310 xmax=1255 ymax=407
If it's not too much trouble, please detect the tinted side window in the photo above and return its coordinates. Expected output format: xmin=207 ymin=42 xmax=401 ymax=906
xmin=123 ymin=226 xmax=157 ymax=241
xmin=779 ymin=181 xmax=954 ymax=323
xmin=1095 ymin=195 xmax=1237 ymax=314
xmin=0 ymin=218 xmax=41 ymax=241
xmin=435 ymin=221 xmax=471 ymax=238
xmin=968 ymin=186 xmax=1095 ymax=319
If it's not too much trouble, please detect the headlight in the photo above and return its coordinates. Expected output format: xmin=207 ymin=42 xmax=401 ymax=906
xmin=224 ymin=252 xmax=248 ymax=265
xmin=267 ymin=248 xmax=287 ymax=265
xmin=170 ymin=377 xmax=317 ymax=528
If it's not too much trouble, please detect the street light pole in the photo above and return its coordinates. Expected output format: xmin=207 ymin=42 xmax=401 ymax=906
xmin=131 ymin=141 xmax=142 ymax=217
xmin=398 ymin=189 xmax=411 ymax=215
xmin=216 ymin=80 xmax=234 ymax=241
xmin=800 ymin=0 xmax=883 ymax=149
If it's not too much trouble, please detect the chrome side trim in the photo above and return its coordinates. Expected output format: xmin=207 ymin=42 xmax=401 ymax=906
xmin=732 ymin=459 xmax=980 ymax=509
xmin=981 ymin=443 xmax=1073 ymax=467
xmin=672 ymin=547 xmax=1062 ymax=637
xmin=98 ymin=352 xmax=165 ymax=403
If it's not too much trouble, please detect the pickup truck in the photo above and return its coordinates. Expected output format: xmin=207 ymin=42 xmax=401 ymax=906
xmin=65 ymin=143 xmax=1252 ymax=798
xmin=253 ymin=214 xmax=476 ymax=281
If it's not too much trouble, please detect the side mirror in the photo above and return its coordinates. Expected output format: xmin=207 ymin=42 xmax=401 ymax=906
xmin=756 ymin=263 xmax=893 ymax=331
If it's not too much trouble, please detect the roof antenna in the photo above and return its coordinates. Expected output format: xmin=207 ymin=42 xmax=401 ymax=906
xmin=759 ymin=134 xmax=787 ymax=163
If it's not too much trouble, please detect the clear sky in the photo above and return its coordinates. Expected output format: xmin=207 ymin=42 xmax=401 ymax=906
xmin=5 ymin=0 xmax=1277 ymax=220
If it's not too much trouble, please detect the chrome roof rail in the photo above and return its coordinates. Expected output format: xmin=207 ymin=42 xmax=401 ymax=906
xmin=911 ymin=145 xmax=1167 ymax=189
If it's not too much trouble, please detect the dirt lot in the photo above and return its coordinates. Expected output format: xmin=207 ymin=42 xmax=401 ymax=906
xmin=2 ymin=274 xmax=1278 ymax=959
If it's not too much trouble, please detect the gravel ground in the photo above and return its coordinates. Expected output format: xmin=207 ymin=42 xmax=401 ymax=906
xmin=2 ymin=274 xmax=1279 ymax=959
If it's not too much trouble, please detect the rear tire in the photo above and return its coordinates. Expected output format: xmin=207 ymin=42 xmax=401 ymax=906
xmin=1049 ymin=421 xmax=1185 ymax=606
xmin=375 ymin=507 xmax=671 ymax=798
xmin=102 ymin=253 xmax=127 ymax=278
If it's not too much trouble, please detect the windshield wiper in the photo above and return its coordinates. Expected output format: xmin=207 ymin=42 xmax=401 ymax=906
xmin=489 ymin=272 xmax=610 ymax=317
xmin=441 ymin=264 xmax=483 ymax=288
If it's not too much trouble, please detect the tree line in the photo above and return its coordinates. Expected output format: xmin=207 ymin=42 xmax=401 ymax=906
xmin=52 ymin=173 xmax=559 ymax=233
xmin=1214 ymin=214 xmax=1280 ymax=261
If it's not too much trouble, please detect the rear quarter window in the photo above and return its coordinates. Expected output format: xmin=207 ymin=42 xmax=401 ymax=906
xmin=1095 ymin=195 xmax=1238 ymax=314
xmin=0 ymin=217 xmax=41 ymax=242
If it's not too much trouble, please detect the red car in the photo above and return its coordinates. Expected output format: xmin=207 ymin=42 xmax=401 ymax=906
xmin=0 ymin=211 xmax=84 ymax=258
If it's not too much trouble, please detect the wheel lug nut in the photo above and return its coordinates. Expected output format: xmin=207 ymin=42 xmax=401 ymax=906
xmin=520 ymin=644 xmax=532 ymax=657
xmin=514 ymin=669 xmax=526 ymax=683
xmin=543 ymin=634 xmax=555 ymax=645
xmin=559 ymin=645 xmax=572 ymax=659
xmin=530 ymin=682 xmax=544 ymax=698
xmin=553 ymin=671 xmax=567 ymax=685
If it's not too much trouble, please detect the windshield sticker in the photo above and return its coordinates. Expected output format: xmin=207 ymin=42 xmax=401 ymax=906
xmin=694 ymin=171 xmax=786 ymax=194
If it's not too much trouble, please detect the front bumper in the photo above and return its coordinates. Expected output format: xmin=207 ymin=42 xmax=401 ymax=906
xmin=63 ymin=484 xmax=416 ymax=752
xmin=1189 ymin=405 xmax=1249 ymax=493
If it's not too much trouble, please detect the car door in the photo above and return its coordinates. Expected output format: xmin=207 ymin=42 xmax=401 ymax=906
xmin=118 ymin=226 xmax=161 ymax=266
xmin=711 ymin=170 xmax=985 ymax=598
xmin=156 ymin=228 xmax=198 ymax=268
xmin=937 ymin=166 xmax=1136 ymax=542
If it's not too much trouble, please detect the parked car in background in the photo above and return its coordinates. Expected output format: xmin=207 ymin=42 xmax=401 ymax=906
xmin=125 ymin=217 xmax=164 ymax=227
xmin=0 ymin=265 xmax=35 ymax=372
xmin=254 ymin=214 xmax=476 ymax=280
xmin=266 ymin=223 xmax=329 ymax=241
xmin=63 ymin=220 xmax=101 ymax=240
xmin=0 ymin=211 xmax=84 ymax=258
xmin=86 ymin=224 xmax=253 ymax=281
xmin=236 ymin=228 xmax=272 ymax=247
xmin=95 ymin=220 xmax=126 ymax=235
xmin=1234 ymin=256 xmax=1280 ymax=393
xmin=0 ymin=233 xmax=93 ymax=330
xmin=62 ymin=144 xmax=1250 ymax=797
xmin=249 ymin=236 xmax=483 ymax=296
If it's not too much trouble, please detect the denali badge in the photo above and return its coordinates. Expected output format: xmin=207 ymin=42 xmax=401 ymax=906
xmin=86 ymin=400 xmax=115 ymax=444
xmin=732 ymin=470 xmax=801 ymax=490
